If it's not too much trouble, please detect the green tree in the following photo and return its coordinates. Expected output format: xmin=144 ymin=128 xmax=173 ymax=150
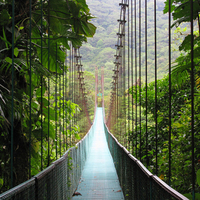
xmin=0 ymin=0 xmax=96 ymax=192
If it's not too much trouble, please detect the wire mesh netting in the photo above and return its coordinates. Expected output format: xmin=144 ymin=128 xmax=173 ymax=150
xmin=0 ymin=116 xmax=95 ymax=200
xmin=103 ymin=114 xmax=188 ymax=200
xmin=0 ymin=178 xmax=35 ymax=200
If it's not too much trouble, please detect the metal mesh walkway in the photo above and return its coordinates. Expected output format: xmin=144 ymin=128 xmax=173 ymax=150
xmin=72 ymin=107 xmax=124 ymax=200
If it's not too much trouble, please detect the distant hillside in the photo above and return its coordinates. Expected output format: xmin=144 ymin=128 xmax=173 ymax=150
xmin=81 ymin=0 xmax=178 ymax=95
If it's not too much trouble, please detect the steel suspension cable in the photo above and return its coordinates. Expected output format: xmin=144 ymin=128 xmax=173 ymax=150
xmin=139 ymin=0 xmax=142 ymax=161
xmin=134 ymin=0 xmax=137 ymax=157
xmin=11 ymin=0 xmax=15 ymax=189
xmin=74 ymin=48 xmax=77 ymax=141
xmin=69 ymin=43 xmax=72 ymax=147
xmin=122 ymin=1 xmax=127 ymax=148
xmin=190 ymin=0 xmax=195 ymax=196
xmin=47 ymin=1 xmax=50 ymax=166
xmin=109 ymin=0 xmax=128 ymax=144
xmin=66 ymin=48 xmax=68 ymax=150
xmin=72 ymin=47 xmax=75 ymax=144
xmin=127 ymin=0 xmax=130 ymax=150
xmin=63 ymin=60 xmax=65 ymax=152
xmin=145 ymin=0 xmax=148 ymax=167
xmin=154 ymin=0 xmax=158 ymax=175
xmin=65 ymin=49 xmax=68 ymax=151
xmin=29 ymin=0 xmax=32 ymax=178
xmin=131 ymin=0 xmax=134 ymax=155
xmin=168 ymin=0 xmax=172 ymax=186
xmin=40 ymin=0 xmax=43 ymax=171
xmin=59 ymin=71 xmax=62 ymax=157
xmin=55 ymin=43 xmax=58 ymax=160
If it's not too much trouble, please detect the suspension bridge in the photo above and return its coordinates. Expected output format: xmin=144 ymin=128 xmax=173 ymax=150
xmin=0 ymin=0 xmax=197 ymax=199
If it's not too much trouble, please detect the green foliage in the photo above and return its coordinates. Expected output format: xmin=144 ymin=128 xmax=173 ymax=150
xmin=127 ymin=0 xmax=200 ymax=195
xmin=129 ymin=70 xmax=200 ymax=194
xmin=0 ymin=0 xmax=96 ymax=193
xmin=184 ymin=169 xmax=200 ymax=199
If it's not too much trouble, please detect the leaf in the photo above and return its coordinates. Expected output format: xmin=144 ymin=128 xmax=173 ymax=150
xmin=18 ymin=26 xmax=24 ymax=30
xmin=197 ymin=169 xmax=200 ymax=187
xmin=37 ymin=97 xmax=49 ymax=107
xmin=32 ymin=140 xmax=40 ymax=153
xmin=163 ymin=0 xmax=175 ymax=14
xmin=0 ymin=178 xmax=3 ymax=186
xmin=36 ymin=41 xmax=65 ymax=73
xmin=77 ymin=0 xmax=90 ymax=13
xmin=5 ymin=57 xmax=12 ymax=64
xmin=43 ymin=107 xmax=56 ymax=121
xmin=75 ymin=133 xmax=81 ymax=140
xmin=14 ymin=47 xmax=19 ymax=57
xmin=73 ymin=192 xmax=82 ymax=196
xmin=42 ymin=121 xmax=55 ymax=139
xmin=81 ymin=22 xmax=96 ymax=37
xmin=36 ymin=87 xmax=46 ymax=98
xmin=178 ymin=35 xmax=200 ymax=52
xmin=159 ymin=174 xmax=164 ymax=180
xmin=69 ymin=1 xmax=80 ymax=17
xmin=32 ymin=101 xmax=39 ymax=111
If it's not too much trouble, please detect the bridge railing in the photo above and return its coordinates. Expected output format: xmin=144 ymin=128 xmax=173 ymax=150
xmin=0 ymin=115 xmax=96 ymax=200
xmin=103 ymin=108 xmax=188 ymax=200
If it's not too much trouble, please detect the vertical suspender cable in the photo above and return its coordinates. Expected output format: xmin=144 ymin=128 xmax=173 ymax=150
xmin=69 ymin=44 xmax=72 ymax=147
xmin=123 ymin=2 xmax=126 ymax=147
xmin=119 ymin=5 xmax=122 ymax=141
xmin=168 ymin=0 xmax=172 ymax=186
xmin=40 ymin=0 xmax=43 ymax=171
xmin=119 ymin=3 xmax=122 ymax=142
xmin=29 ymin=0 xmax=32 ymax=179
xmin=72 ymin=46 xmax=74 ymax=144
xmin=74 ymin=49 xmax=76 ymax=138
xmin=47 ymin=1 xmax=50 ymax=166
xmin=154 ymin=0 xmax=158 ymax=175
xmin=72 ymin=47 xmax=75 ymax=144
xmin=63 ymin=64 xmax=65 ymax=151
xmin=134 ymin=0 xmax=137 ymax=157
xmin=131 ymin=0 xmax=134 ymax=155
xmin=139 ymin=0 xmax=142 ymax=161
xmin=145 ymin=0 xmax=148 ymax=167
xmin=11 ymin=0 xmax=15 ymax=188
xmin=75 ymin=50 xmax=77 ymax=133
xmin=66 ymin=49 xmax=68 ymax=150
xmin=59 ymin=71 xmax=61 ymax=156
xmin=190 ymin=0 xmax=195 ymax=197
xmin=65 ymin=50 xmax=68 ymax=151
xmin=128 ymin=0 xmax=130 ymax=151
xmin=55 ymin=43 xmax=58 ymax=160
xmin=117 ymin=65 xmax=119 ymax=138
xmin=116 ymin=1 xmax=123 ymax=140
xmin=115 ymin=76 xmax=117 ymax=133
xmin=131 ymin=0 xmax=134 ymax=154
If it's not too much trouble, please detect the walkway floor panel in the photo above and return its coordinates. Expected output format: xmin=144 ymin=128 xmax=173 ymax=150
xmin=72 ymin=108 xmax=124 ymax=200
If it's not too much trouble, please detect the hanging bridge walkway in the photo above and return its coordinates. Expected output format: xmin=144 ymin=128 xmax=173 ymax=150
xmin=0 ymin=0 xmax=197 ymax=199
xmin=0 ymin=107 xmax=188 ymax=200
xmin=72 ymin=108 xmax=124 ymax=200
